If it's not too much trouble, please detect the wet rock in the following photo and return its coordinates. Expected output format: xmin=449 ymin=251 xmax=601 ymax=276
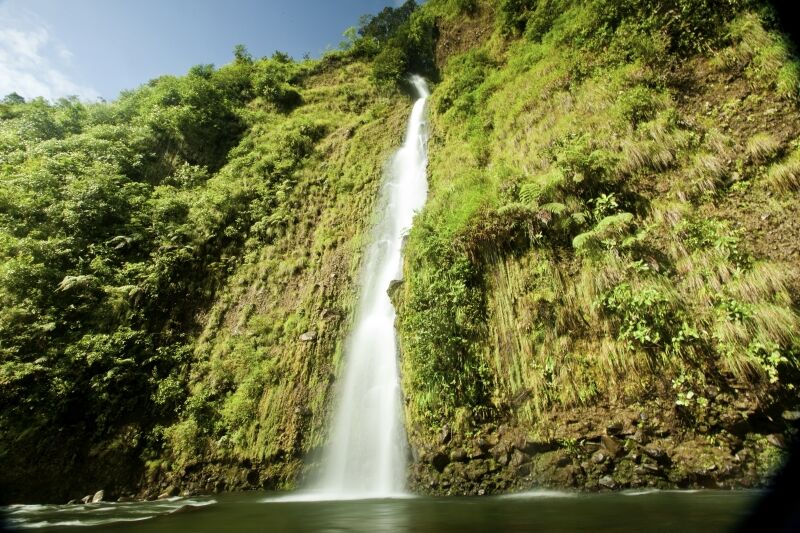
xmin=509 ymin=449 xmax=530 ymax=468
xmin=591 ymin=451 xmax=608 ymax=464
xmin=299 ymin=331 xmax=317 ymax=342
xmin=466 ymin=461 xmax=489 ymax=481
xmin=632 ymin=429 xmax=649 ymax=445
xmin=467 ymin=447 xmax=487 ymax=460
xmin=475 ymin=437 xmax=494 ymax=452
xmin=450 ymin=448 xmax=467 ymax=462
xmin=387 ymin=279 xmax=403 ymax=299
xmin=67 ymin=499 xmax=79 ymax=505
xmin=439 ymin=426 xmax=452 ymax=445
xmin=81 ymin=495 xmax=92 ymax=504
xmin=644 ymin=445 xmax=669 ymax=464
xmin=635 ymin=463 xmax=661 ymax=476
xmin=555 ymin=456 xmax=571 ymax=468
xmin=600 ymin=435 xmax=622 ymax=457
xmin=91 ymin=490 xmax=104 ymax=503
xmin=158 ymin=486 xmax=179 ymax=499
xmin=583 ymin=441 xmax=601 ymax=453
xmin=766 ymin=434 xmax=786 ymax=449
xmin=599 ymin=475 xmax=616 ymax=489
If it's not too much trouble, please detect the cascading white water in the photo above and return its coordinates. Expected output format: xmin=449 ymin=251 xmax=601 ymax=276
xmin=313 ymin=75 xmax=430 ymax=499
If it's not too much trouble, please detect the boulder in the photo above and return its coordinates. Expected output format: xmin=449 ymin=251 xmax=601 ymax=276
xmin=475 ymin=437 xmax=494 ymax=452
xmin=599 ymin=475 xmax=616 ymax=489
xmin=158 ymin=485 xmax=179 ymax=499
xmin=631 ymin=429 xmax=649 ymax=445
xmin=591 ymin=451 xmax=608 ymax=464
xmin=781 ymin=411 xmax=800 ymax=421
xmin=450 ymin=448 xmax=467 ymax=462
xmin=600 ymin=435 xmax=622 ymax=457
xmin=766 ymin=433 xmax=786 ymax=449
xmin=91 ymin=490 xmax=104 ymax=503
xmin=299 ymin=331 xmax=317 ymax=342
xmin=439 ymin=425 xmax=452 ymax=445
xmin=509 ymin=449 xmax=530 ymax=468
xmin=80 ymin=495 xmax=92 ymax=504
xmin=387 ymin=279 xmax=404 ymax=299
xmin=643 ymin=445 xmax=669 ymax=464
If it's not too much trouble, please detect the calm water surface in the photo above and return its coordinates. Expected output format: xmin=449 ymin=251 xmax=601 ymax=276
xmin=3 ymin=490 xmax=759 ymax=532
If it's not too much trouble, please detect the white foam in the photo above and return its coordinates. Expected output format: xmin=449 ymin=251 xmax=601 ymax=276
xmin=499 ymin=490 xmax=578 ymax=499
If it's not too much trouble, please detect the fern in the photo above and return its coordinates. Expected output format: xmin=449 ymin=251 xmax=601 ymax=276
xmin=539 ymin=202 xmax=567 ymax=215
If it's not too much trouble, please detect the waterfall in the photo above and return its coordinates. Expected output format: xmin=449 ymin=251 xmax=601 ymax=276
xmin=314 ymin=75 xmax=430 ymax=499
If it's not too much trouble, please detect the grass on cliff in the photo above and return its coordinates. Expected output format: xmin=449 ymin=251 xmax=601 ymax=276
xmin=396 ymin=0 xmax=800 ymax=441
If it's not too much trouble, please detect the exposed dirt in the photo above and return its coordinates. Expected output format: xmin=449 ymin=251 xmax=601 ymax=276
xmin=434 ymin=6 xmax=496 ymax=70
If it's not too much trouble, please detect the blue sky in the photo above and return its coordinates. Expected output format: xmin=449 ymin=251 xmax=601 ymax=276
xmin=0 ymin=0 xmax=402 ymax=101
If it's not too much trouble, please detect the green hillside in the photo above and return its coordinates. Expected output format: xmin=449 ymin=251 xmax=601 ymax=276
xmin=1 ymin=0 xmax=798 ymax=502
xmin=396 ymin=0 xmax=800 ymax=494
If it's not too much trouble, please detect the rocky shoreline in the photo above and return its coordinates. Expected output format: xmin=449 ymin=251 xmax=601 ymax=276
xmin=57 ymin=400 xmax=796 ymax=505
xmin=407 ymin=400 xmax=797 ymax=496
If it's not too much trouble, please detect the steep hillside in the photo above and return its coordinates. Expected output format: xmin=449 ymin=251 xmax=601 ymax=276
xmin=396 ymin=0 xmax=800 ymax=494
xmin=1 ymin=0 xmax=799 ymax=504
xmin=0 ymin=47 xmax=408 ymax=502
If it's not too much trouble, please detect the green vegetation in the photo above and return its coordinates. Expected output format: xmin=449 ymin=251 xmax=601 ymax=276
xmin=0 ymin=37 xmax=409 ymax=501
xmin=396 ymin=0 xmax=800 ymax=448
xmin=2 ymin=0 xmax=799 ymax=501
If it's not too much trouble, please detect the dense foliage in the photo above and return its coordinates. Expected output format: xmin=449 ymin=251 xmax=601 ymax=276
xmin=0 ymin=36 xmax=411 ymax=499
xmin=396 ymin=0 xmax=800 ymax=437
xmin=2 ymin=0 xmax=799 ymax=502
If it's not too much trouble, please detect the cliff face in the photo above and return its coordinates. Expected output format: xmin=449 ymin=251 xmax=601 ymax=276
xmin=1 ymin=0 xmax=799 ymax=503
xmin=395 ymin=0 xmax=800 ymax=494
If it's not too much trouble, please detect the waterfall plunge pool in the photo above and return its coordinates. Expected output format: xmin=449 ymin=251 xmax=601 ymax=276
xmin=3 ymin=489 xmax=760 ymax=532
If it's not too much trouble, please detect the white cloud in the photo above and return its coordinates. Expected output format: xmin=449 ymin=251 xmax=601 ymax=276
xmin=0 ymin=9 xmax=98 ymax=101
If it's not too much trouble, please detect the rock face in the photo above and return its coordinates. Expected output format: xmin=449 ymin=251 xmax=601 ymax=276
xmin=91 ymin=490 xmax=104 ymax=503
xmin=158 ymin=485 xmax=179 ymax=499
xmin=405 ymin=401 xmax=793 ymax=496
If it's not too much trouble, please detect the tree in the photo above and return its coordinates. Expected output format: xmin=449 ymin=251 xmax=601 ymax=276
xmin=3 ymin=92 xmax=25 ymax=105
xmin=233 ymin=44 xmax=253 ymax=64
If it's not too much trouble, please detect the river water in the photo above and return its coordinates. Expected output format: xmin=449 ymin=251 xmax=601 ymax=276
xmin=3 ymin=490 xmax=759 ymax=531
